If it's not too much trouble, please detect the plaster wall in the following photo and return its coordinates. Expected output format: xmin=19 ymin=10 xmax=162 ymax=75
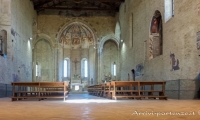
xmin=0 ymin=0 xmax=36 ymax=83
xmin=119 ymin=0 xmax=200 ymax=81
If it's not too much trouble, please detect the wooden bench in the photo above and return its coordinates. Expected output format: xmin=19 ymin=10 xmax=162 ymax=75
xmin=11 ymin=81 xmax=69 ymax=101
xmin=88 ymin=81 xmax=167 ymax=100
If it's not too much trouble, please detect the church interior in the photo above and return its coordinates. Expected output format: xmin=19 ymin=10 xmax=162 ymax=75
xmin=0 ymin=0 xmax=200 ymax=119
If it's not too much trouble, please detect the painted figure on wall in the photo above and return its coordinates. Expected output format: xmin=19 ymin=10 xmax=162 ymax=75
xmin=150 ymin=10 xmax=161 ymax=34
xmin=135 ymin=64 xmax=144 ymax=77
xmin=72 ymin=37 xmax=80 ymax=44
xmin=88 ymin=34 xmax=93 ymax=43
xmin=151 ymin=18 xmax=158 ymax=33
xmin=170 ymin=53 xmax=180 ymax=71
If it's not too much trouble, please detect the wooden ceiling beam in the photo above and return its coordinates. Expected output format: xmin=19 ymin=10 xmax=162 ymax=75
xmin=34 ymin=0 xmax=54 ymax=8
xmin=81 ymin=0 xmax=124 ymax=2
xmin=37 ymin=7 xmax=118 ymax=11
xmin=36 ymin=0 xmax=66 ymax=11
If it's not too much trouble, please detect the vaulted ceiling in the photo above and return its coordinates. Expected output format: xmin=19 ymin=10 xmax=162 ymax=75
xmin=30 ymin=0 xmax=125 ymax=17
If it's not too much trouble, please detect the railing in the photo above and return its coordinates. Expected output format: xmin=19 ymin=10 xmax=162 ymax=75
xmin=0 ymin=83 xmax=12 ymax=98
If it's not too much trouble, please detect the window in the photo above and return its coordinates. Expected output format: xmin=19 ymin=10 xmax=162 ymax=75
xmin=164 ymin=0 xmax=174 ymax=22
xmin=81 ymin=58 xmax=88 ymax=78
xmin=36 ymin=64 xmax=38 ymax=76
xmin=172 ymin=0 xmax=174 ymax=16
xmin=35 ymin=62 xmax=40 ymax=77
xmin=113 ymin=62 xmax=116 ymax=76
xmin=84 ymin=59 xmax=88 ymax=77
xmin=64 ymin=58 xmax=70 ymax=77
xmin=64 ymin=60 xmax=68 ymax=77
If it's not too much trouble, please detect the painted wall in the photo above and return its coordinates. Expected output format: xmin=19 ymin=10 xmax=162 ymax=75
xmin=0 ymin=0 xmax=36 ymax=83
xmin=119 ymin=0 xmax=200 ymax=81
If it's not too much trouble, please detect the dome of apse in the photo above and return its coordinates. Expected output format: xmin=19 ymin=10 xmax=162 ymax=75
xmin=59 ymin=22 xmax=94 ymax=48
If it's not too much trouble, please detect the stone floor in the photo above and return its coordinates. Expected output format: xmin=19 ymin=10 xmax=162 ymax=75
xmin=0 ymin=94 xmax=200 ymax=120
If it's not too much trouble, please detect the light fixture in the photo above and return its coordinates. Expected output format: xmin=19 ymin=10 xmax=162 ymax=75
xmin=29 ymin=37 xmax=32 ymax=40
xmin=121 ymin=39 xmax=124 ymax=43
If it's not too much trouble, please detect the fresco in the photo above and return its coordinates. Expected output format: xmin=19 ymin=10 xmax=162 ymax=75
xmin=12 ymin=74 xmax=19 ymax=82
xmin=135 ymin=63 xmax=144 ymax=77
xmin=170 ymin=53 xmax=180 ymax=71
xmin=150 ymin=10 xmax=162 ymax=35
xmin=59 ymin=23 xmax=94 ymax=47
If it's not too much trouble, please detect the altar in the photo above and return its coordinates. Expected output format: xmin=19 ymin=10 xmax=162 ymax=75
xmin=70 ymin=79 xmax=85 ymax=92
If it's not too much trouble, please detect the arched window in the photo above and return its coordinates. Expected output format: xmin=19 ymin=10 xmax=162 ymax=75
xmin=36 ymin=62 xmax=38 ymax=77
xmin=164 ymin=0 xmax=174 ymax=22
xmin=81 ymin=58 xmax=88 ymax=78
xmin=64 ymin=58 xmax=70 ymax=77
xmin=84 ymin=60 xmax=88 ymax=77
xmin=0 ymin=30 xmax=7 ymax=56
xmin=113 ymin=62 xmax=116 ymax=77
xmin=149 ymin=10 xmax=163 ymax=59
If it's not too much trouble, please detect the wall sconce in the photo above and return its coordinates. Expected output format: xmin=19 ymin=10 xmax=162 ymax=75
xmin=29 ymin=37 xmax=32 ymax=40
xmin=0 ymin=36 xmax=3 ymax=55
xmin=121 ymin=39 xmax=124 ymax=43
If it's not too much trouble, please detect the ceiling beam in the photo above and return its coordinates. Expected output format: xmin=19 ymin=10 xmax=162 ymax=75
xmin=34 ymin=0 xmax=54 ymax=9
xmin=37 ymin=7 xmax=118 ymax=11
xmin=36 ymin=0 xmax=66 ymax=11
xmin=80 ymin=0 xmax=124 ymax=2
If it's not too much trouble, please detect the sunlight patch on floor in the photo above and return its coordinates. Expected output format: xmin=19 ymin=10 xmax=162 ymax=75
xmin=64 ymin=99 xmax=117 ymax=103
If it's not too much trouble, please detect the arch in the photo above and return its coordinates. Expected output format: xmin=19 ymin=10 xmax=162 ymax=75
xmin=149 ymin=10 xmax=163 ymax=59
xmin=58 ymin=20 xmax=97 ymax=41
xmin=0 ymin=30 xmax=7 ymax=55
xmin=99 ymin=34 xmax=119 ymax=53
xmin=57 ymin=22 xmax=97 ymax=49
xmin=33 ymin=34 xmax=54 ymax=49
xmin=33 ymin=37 xmax=54 ymax=82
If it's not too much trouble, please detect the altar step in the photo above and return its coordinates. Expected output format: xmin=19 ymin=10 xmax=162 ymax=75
xmin=69 ymin=91 xmax=88 ymax=94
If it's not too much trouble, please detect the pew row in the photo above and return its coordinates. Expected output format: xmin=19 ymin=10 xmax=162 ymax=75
xmin=11 ymin=82 xmax=69 ymax=101
xmin=88 ymin=81 xmax=167 ymax=100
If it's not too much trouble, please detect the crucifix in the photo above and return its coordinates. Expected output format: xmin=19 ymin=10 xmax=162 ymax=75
xmin=73 ymin=58 xmax=80 ymax=76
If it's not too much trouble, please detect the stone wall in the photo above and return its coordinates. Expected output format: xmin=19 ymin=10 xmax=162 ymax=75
xmin=118 ymin=0 xmax=200 ymax=99
xmin=0 ymin=0 xmax=36 ymax=83
xmin=119 ymin=0 xmax=200 ymax=80
xmin=101 ymin=41 xmax=119 ymax=82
